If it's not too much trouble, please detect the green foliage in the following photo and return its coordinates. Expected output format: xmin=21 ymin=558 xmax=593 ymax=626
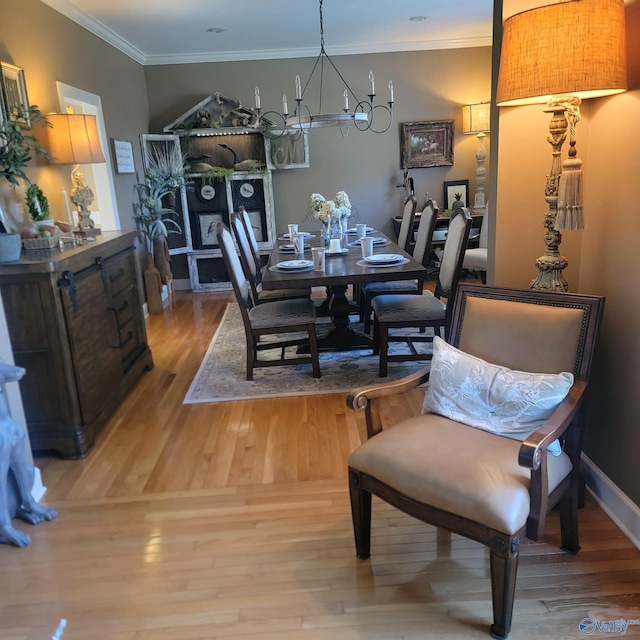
xmin=25 ymin=183 xmax=51 ymax=221
xmin=0 ymin=106 xmax=51 ymax=187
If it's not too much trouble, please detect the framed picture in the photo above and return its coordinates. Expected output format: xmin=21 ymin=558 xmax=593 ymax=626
xmin=265 ymin=131 xmax=310 ymax=170
xmin=111 ymin=139 xmax=135 ymax=174
xmin=443 ymin=180 xmax=470 ymax=211
xmin=196 ymin=212 xmax=224 ymax=249
xmin=400 ymin=120 xmax=454 ymax=169
xmin=0 ymin=62 xmax=30 ymax=127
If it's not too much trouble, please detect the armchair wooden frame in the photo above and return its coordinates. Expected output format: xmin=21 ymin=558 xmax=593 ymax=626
xmin=347 ymin=284 xmax=604 ymax=638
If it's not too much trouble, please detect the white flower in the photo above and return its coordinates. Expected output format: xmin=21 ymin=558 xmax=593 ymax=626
xmin=309 ymin=191 xmax=351 ymax=223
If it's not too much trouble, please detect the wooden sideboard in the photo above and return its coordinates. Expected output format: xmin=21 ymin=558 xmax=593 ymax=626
xmin=0 ymin=231 xmax=153 ymax=458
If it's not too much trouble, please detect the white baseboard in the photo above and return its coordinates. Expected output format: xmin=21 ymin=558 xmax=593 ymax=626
xmin=581 ymin=454 xmax=640 ymax=551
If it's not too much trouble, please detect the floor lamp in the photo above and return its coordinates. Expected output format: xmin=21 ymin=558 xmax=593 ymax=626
xmin=496 ymin=0 xmax=627 ymax=291
xmin=462 ymin=102 xmax=490 ymax=214
xmin=47 ymin=113 xmax=106 ymax=235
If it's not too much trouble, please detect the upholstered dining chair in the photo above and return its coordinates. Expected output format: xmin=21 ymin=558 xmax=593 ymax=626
xmin=231 ymin=212 xmax=311 ymax=304
xmin=347 ymin=283 xmax=604 ymax=639
xmin=217 ymin=223 xmax=321 ymax=380
xmin=395 ymin=194 xmax=418 ymax=253
xmin=360 ymin=200 xmax=438 ymax=333
xmin=371 ymin=208 xmax=471 ymax=377
xmin=463 ymin=203 xmax=489 ymax=283
xmin=238 ymin=206 xmax=263 ymax=276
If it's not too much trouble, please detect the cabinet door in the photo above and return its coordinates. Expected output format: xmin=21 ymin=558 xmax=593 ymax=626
xmin=140 ymin=133 xmax=192 ymax=254
xmin=59 ymin=265 xmax=123 ymax=426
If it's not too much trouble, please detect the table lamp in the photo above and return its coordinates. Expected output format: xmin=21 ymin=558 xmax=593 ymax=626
xmin=462 ymin=102 xmax=490 ymax=214
xmin=496 ymin=0 xmax=627 ymax=291
xmin=47 ymin=112 xmax=106 ymax=234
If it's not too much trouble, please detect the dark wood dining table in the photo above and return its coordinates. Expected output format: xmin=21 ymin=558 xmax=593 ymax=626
xmin=261 ymin=232 xmax=427 ymax=350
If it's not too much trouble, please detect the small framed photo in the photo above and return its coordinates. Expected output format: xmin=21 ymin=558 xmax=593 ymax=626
xmin=0 ymin=62 xmax=30 ymax=127
xmin=400 ymin=120 xmax=454 ymax=169
xmin=196 ymin=212 xmax=224 ymax=249
xmin=111 ymin=139 xmax=136 ymax=174
xmin=443 ymin=180 xmax=470 ymax=211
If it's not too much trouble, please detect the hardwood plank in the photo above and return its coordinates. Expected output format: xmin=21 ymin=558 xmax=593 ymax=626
xmin=1 ymin=286 xmax=638 ymax=640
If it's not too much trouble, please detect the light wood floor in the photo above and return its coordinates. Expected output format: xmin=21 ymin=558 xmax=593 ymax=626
xmin=1 ymin=287 xmax=640 ymax=640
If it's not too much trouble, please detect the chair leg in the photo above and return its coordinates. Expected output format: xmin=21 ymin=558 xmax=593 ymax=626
xmin=363 ymin=293 xmax=372 ymax=334
xmin=488 ymin=533 xmax=520 ymax=640
xmin=247 ymin=337 xmax=256 ymax=381
xmin=378 ymin=323 xmax=389 ymax=378
xmin=348 ymin=469 xmax=372 ymax=559
xmin=308 ymin=324 xmax=321 ymax=379
xmin=558 ymin=480 xmax=581 ymax=554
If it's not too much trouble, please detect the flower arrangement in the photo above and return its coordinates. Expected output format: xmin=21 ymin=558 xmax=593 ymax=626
xmin=309 ymin=191 xmax=351 ymax=224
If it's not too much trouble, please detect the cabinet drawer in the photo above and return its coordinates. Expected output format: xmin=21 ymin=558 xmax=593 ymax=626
xmin=118 ymin=316 xmax=143 ymax=369
xmin=112 ymin=285 xmax=137 ymax=329
xmin=105 ymin=251 xmax=137 ymax=296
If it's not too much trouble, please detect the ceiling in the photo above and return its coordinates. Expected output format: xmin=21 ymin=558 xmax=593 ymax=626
xmin=39 ymin=0 xmax=494 ymax=66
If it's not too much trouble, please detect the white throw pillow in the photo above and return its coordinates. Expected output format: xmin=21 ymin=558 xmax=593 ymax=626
xmin=422 ymin=336 xmax=574 ymax=455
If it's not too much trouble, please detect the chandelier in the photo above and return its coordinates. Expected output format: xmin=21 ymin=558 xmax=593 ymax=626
xmin=253 ymin=0 xmax=394 ymax=135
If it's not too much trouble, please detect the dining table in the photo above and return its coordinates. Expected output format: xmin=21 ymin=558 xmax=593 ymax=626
xmin=260 ymin=229 xmax=427 ymax=351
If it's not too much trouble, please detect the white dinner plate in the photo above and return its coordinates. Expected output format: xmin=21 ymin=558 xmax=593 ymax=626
xmin=348 ymin=237 xmax=388 ymax=247
xmin=365 ymin=253 xmax=403 ymax=265
xmin=279 ymin=244 xmax=310 ymax=253
xmin=325 ymin=248 xmax=349 ymax=256
xmin=280 ymin=232 xmax=314 ymax=240
xmin=275 ymin=259 xmax=314 ymax=270
xmin=346 ymin=226 xmax=375 ymax=234
xmin=357 ymin=257 xmax=410 ymax=268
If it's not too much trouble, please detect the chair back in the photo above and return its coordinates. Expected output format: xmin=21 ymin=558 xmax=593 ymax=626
xmin=478 ymin=203 xmax=489 ymax=249
xmin=217 ymin=223 xmax=253 ymax=316
xmin=436 ymin=208 xmax=471 ymax=300
xmin=231 ymin=212 xmax=261 ymax=299
xmin=240 ymin=206 xmax=262 ymax=274
xmin=412 ymin=201 xmax=438 ymax=266
xmin=449 ymin=284 xmax=604 ymax=380
xmin=396 ymin=195 xmax=417 ymax=252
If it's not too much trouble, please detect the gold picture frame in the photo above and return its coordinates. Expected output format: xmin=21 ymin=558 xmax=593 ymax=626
xmin=400 ymin=120 xmax=454 ymax=169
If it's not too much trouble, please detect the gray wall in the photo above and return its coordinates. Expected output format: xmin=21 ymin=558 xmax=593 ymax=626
xmin=144 ymin=48 xmax=492 ymax=277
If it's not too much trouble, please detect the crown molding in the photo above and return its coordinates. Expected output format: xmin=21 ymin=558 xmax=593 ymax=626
xmin=40 ymin=0 xmax=146 ymax=64
xmin=40 ymin=0 xmax=492 ymax=66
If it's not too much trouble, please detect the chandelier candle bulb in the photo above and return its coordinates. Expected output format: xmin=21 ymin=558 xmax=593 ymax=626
xmin=254 ymin=86 xmax=261 ymax=110
xmin=369 ymin=71 xmax=375 ymax=96
xmin=389 ymin=80 xmax=394 ymax=103
xmin=295 ymin=75 xmax=302 ymax=100
xmin=282 ymin=94 xmax=288 ymax=116
xmin=343 ymin=90 xmax=349 ymax=111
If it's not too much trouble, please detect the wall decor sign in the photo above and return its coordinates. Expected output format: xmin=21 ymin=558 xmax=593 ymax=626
xmin=400 ymin=120 xmax=454 ymax=169
xmin=111 ymin=139 xmax=135 ymax=174
xmin=0 ymin=62 xmax=30 ymax=127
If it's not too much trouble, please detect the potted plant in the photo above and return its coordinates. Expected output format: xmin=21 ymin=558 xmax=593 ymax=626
xmin=135 ymin=144 xmax=190 ymax=312
xmin=0 ymin=105 xmax=51 ymax=261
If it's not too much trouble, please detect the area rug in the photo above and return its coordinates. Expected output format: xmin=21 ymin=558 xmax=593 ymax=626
xmin=184 ymin=303 xmax=433 ymax=403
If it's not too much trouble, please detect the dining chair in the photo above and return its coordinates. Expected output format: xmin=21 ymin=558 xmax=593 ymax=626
xmin=463 ymin=202 xmax=489 ymax=283
xmin=238 ymin=205 xmax=263 ymax=276
xmin=231 ymin=212 xmax=311 ymax=304
xmin=395 ymin=194 xmax=418 ymax=253
xmin=217 ymin=223 xmax=321 ymax=380
xmin=359 ymin=200 xmax=438 ymax=333
xmin=347 ymin=283 xmax=604 ymax=638
xmin=371 ymin=208 xmax=471 ymax=377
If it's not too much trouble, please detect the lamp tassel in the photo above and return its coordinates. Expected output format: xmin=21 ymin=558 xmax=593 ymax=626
xmin=555 ymin=98 xmax=584 ymax=231
xmin=556 ymin=150 xmax=584 ymax=231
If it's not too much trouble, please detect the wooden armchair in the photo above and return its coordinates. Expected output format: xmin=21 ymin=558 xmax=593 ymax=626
xmin=346 ymin=284 xmax=604 ymax=638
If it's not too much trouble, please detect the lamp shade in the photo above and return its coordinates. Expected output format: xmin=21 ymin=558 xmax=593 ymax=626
xmin=462 ymin=103 xmax=490 ymax=134
xmin=497 ymin=0 xmax=627 ymax=107
xmin=47 ymin=114 xmax=106 ymax=165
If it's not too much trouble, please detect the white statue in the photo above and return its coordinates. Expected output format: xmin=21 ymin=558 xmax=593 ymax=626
xmin=0 ymin=359 xmax=57 ymax=547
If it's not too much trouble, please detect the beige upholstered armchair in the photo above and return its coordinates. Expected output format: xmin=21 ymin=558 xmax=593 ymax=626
xmin=346 ymin=284 xmax=604 ymax=638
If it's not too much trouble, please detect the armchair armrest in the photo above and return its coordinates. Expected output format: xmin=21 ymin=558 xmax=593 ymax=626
xmin=518 ymin=379 xmax=588 ymax=470
xmin=347 ymin=365 xmax=431 ymax=438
